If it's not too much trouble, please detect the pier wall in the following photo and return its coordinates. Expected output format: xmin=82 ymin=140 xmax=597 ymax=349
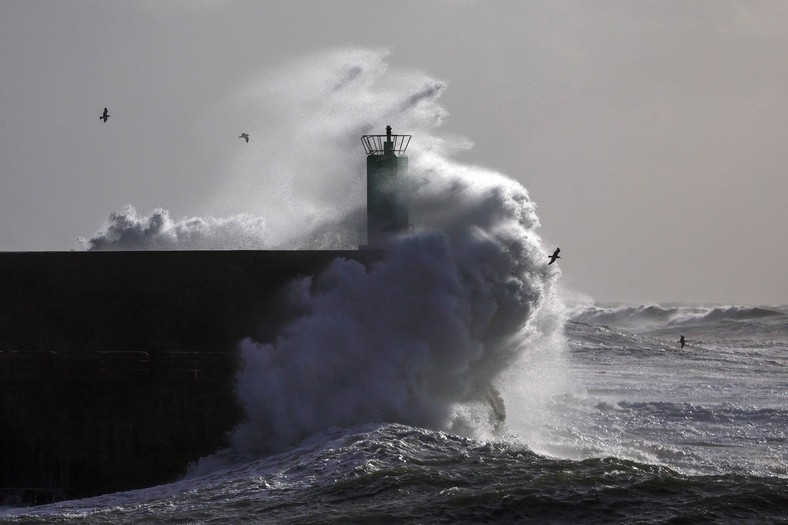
xmin=0 ymin=250 xmax=375 ymax=505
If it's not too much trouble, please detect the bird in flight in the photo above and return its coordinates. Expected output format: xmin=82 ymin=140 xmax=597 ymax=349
xmin=548 ymin=247 xmax=561 ymax=265
xmin=238 ymin=133 xmax=250 ymax=143
xmin=678 ymin=335 xmax=686 ymax=349
xmin=100 ymin=107 xmax=110 ymax=122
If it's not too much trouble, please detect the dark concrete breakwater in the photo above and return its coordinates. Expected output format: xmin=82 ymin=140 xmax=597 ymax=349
xmin=0 ymin=250 xmax=376 ymax=506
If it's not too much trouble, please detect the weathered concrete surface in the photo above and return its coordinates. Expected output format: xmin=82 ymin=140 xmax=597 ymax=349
xmin=0 ymin=250 xmax=375 ymax=505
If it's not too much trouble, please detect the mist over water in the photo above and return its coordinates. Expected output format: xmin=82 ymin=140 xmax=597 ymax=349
xmin=83 ymin=48 xmax=569 ymax=458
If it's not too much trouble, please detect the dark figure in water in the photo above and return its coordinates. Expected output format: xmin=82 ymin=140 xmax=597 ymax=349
xmin=100 ymin=107 xmax=110 ymax=122
xmin=679 ymin=335 xmax=686 ymax=348
xmin=238 ymin=133 xmax=249 ymax=143
xmin=548 ymin=247 xmax=561 ymax=265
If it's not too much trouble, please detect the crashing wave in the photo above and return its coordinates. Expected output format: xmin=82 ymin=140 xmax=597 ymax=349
xmin=82 ymin=48 xmax=568 ymax=457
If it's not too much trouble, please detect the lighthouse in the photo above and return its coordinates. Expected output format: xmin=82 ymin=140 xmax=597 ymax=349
xmin=361 ymin=125 xmax=411 ymax=246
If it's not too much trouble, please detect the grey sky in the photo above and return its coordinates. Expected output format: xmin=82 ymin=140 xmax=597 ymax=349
xmin=2 ymin=0 xmax=787 ymax=305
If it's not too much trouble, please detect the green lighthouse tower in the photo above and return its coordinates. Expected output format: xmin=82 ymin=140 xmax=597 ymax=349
xmin=361 ymin=125 xmax=411 ymax=246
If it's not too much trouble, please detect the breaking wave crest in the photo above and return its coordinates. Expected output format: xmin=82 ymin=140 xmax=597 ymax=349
xmin=572 ymin=303 xmax=786 ymax=332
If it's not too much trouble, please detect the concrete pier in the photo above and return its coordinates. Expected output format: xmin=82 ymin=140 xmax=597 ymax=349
xmin=0 ymin=250 xmax=376 ymax=505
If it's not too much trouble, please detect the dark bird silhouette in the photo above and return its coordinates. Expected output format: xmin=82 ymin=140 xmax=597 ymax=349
xmin=100 ymin=107 xmax=110 ymax=122
xmin=238 ymin=133 xmax=249 ymax=143
xmin=678 ymin=335 xmax=686 ymax=348
xmin=548 ymin=247 xmax=561 ymax=265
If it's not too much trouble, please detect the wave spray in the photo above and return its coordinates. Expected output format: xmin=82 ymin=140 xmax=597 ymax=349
xmin=84 ymin=48 xmax=569 ymax=457
xmin=228 ymin=49 xmax=568 ymax=454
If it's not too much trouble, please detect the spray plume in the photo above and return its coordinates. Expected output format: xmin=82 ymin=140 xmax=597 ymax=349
xmin=225 ymin=49 xmax=567 ymax=453
xmin=84 ymin=48 xmax=568 ymax=455
xmin=81 ymin=206 xmax=273 ymax=250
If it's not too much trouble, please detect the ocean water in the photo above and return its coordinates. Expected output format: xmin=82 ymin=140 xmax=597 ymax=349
xmin=3 ymin=304 xmax=786 ymax=524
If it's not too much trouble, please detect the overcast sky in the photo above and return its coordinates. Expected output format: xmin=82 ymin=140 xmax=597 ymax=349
xmin=2 ymin=0 xmax=787 ymax=305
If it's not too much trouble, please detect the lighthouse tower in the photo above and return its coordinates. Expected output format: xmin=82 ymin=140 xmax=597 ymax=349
xmin=361 ymin=125 xmax=411 ymax=247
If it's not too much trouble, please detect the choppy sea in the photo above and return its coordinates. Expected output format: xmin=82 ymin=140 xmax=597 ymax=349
xmin=2 ymin=303 xmax=786 ymax=524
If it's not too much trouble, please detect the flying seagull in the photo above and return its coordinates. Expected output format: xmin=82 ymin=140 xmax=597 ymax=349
xmin=100 ymin=107 xmax=110 ymax=122
xmin=678 ymin=335 xmax=686 ymax=349
xmin=238 ymin=133 xmax=249 ymax=143
xmin=548 ymin=247 xmax=561 ymax=265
